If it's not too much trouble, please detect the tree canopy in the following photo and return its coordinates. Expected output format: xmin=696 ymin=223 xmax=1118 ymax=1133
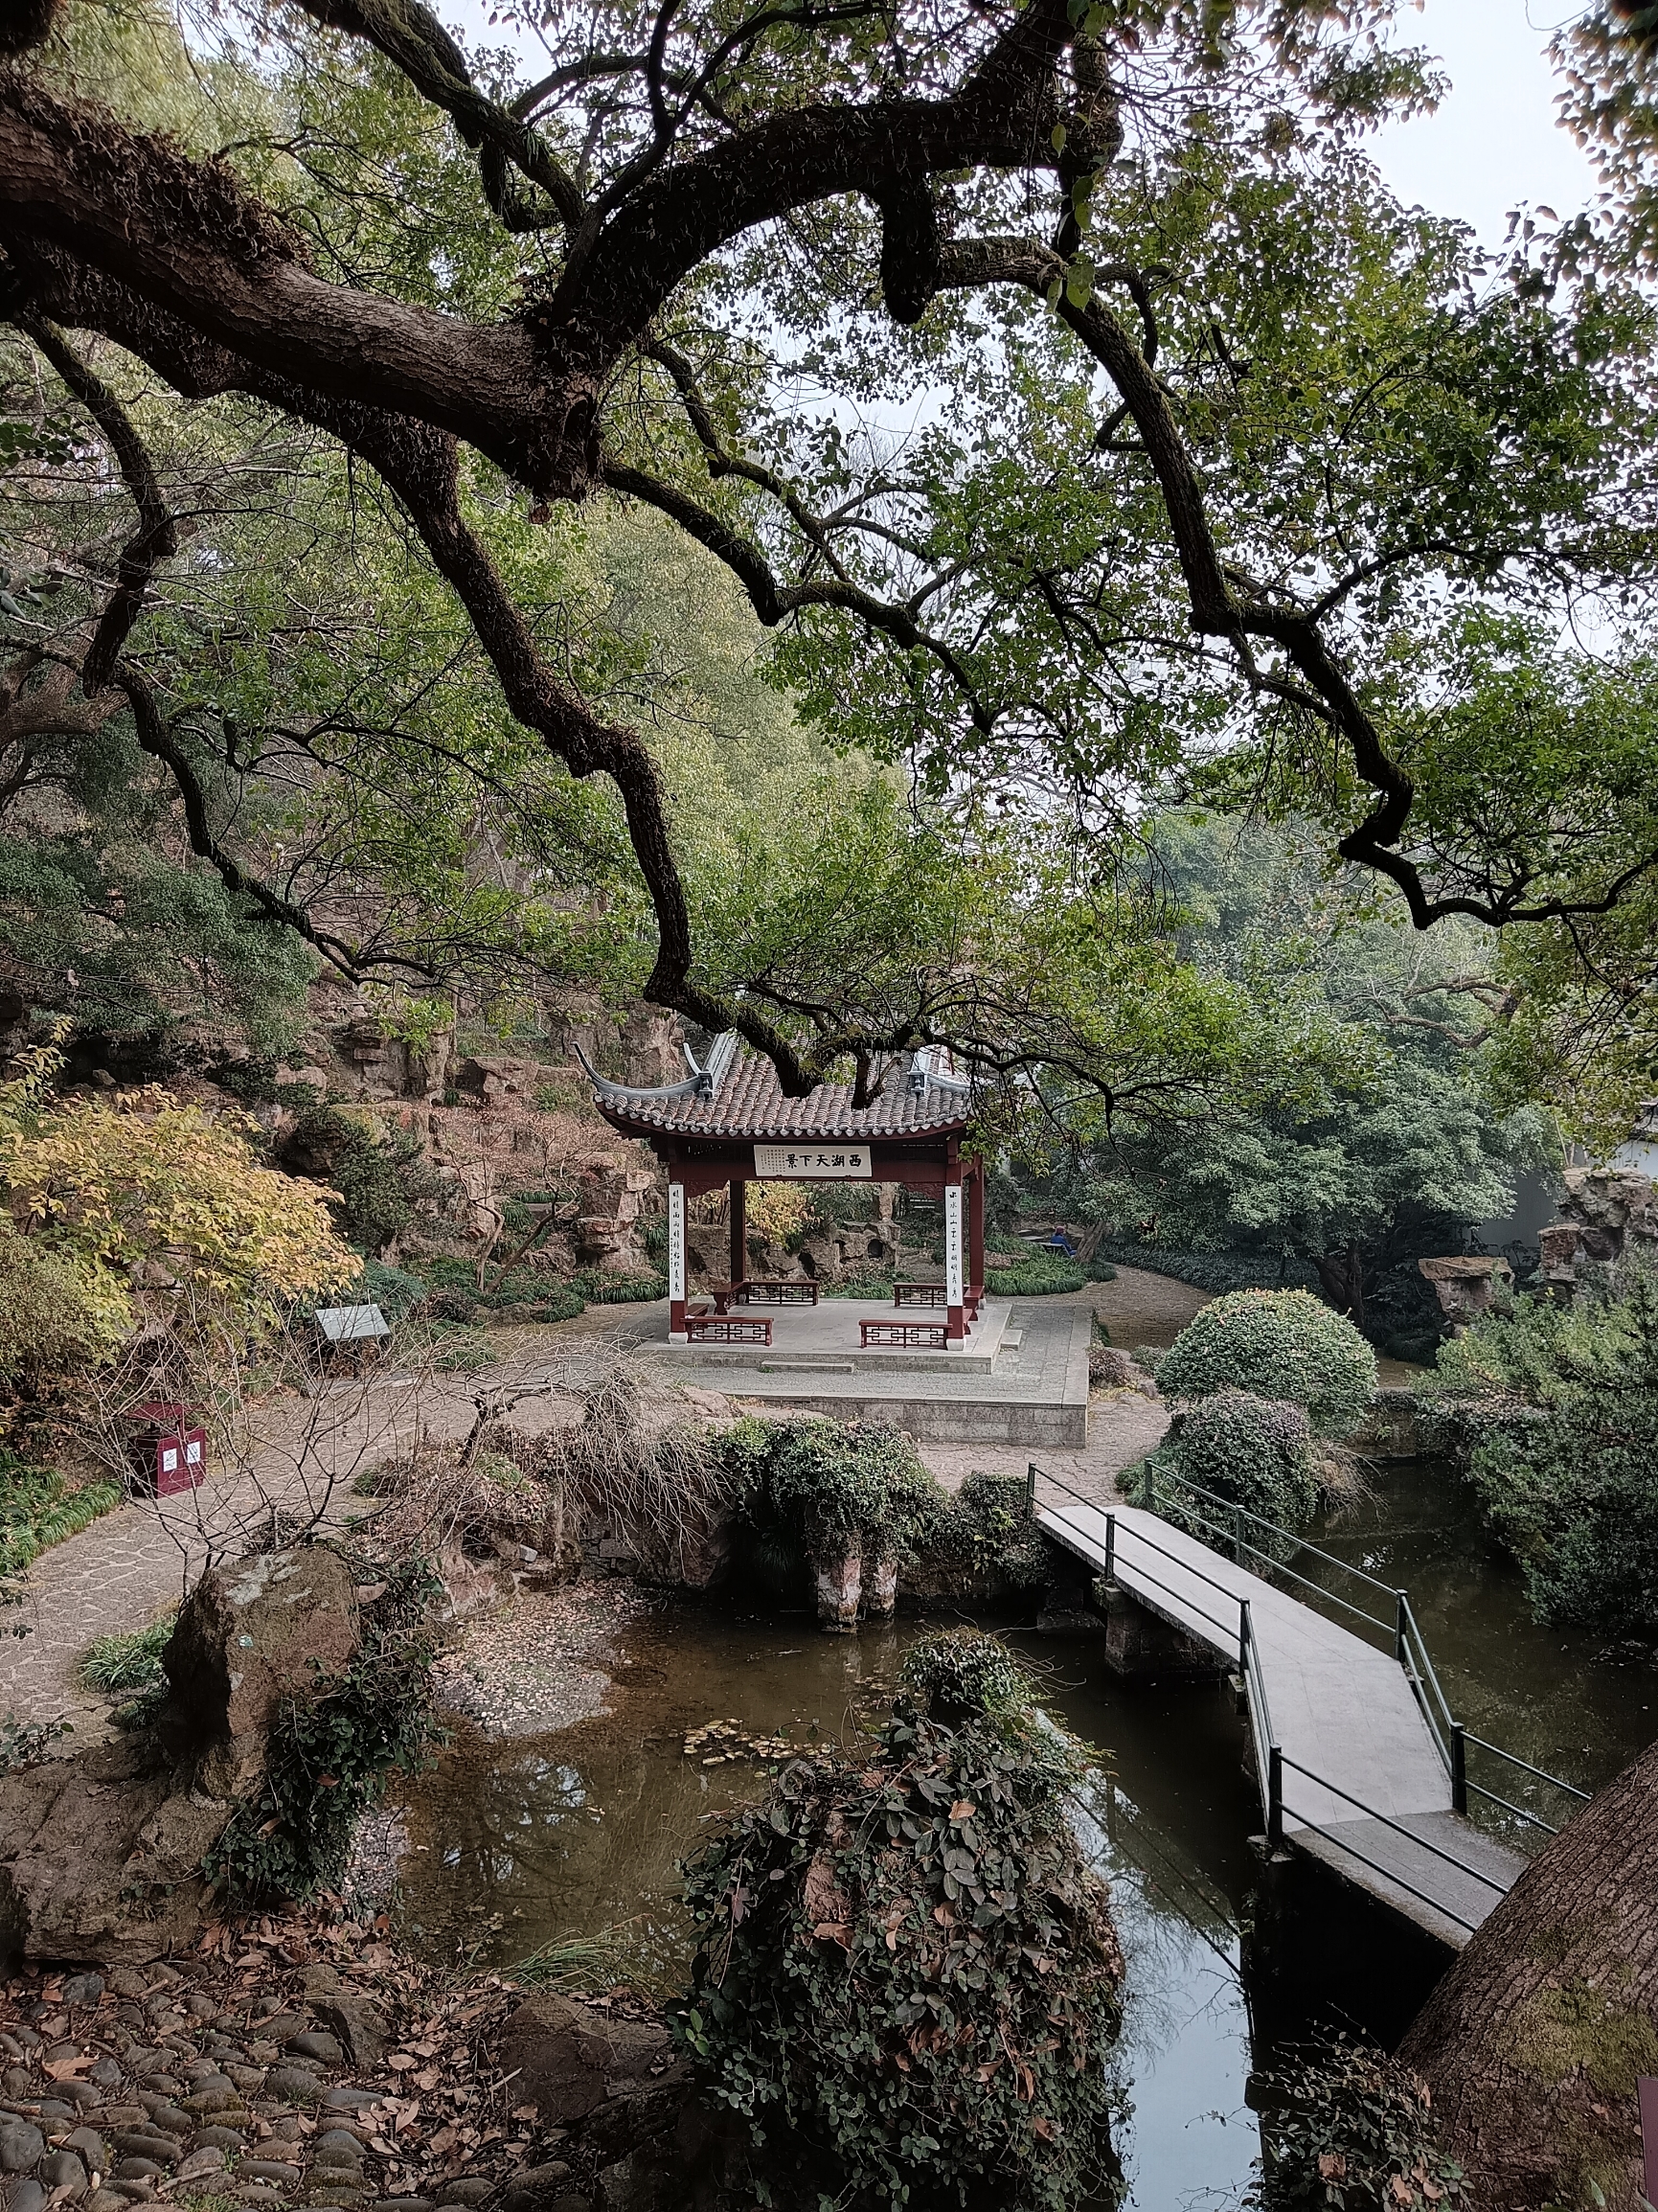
xmin=1071 ymin=815 xmax=1551 ymax=1327
xmin=2 ymin=0 xmax=1657 ymax=1125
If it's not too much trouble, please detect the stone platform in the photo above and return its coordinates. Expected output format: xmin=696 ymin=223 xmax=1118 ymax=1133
xmin=644 ymin=1294 xmax=1092 ymax=1444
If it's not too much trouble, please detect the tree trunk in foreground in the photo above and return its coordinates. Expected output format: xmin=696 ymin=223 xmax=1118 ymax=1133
xmin=1397 ymin=1736 xmax=1658 ymax=2210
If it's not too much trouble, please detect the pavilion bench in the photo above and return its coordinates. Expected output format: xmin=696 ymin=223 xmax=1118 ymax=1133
xmin=705 ymin=1279 xmax=818 ymax=1311
xmin=894 ymin=1282 xmax=947 ymax=1309
xmin=686 ymin=1314 xmax=773 ymax=1345
xmin=861 ymin=1318 xmax=948 ymax=1348
xmin=734 ymin=1279 xmax=819 ymax=1307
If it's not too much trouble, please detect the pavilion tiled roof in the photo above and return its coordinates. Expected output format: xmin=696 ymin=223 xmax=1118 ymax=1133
xmin=589 ymin=1045 xmax=971 ymax=1142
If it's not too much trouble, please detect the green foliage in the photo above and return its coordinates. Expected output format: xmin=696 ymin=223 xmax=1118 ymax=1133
xmin=1071 ymin=817 xmax=1550 ymax=1336
xmin=1430 ymin=1262 xmax=1658 ymax=1630
xmin=280 ymin=1105 xmax=440 ymax=1257
xmin=205 ymin=1553 xmax=444 ymax=1902
xmin=577 ymin=1268 xmax=669 ymax=1304
xmin=898 ymin=1629 xmax=1034 ymax=1725
xmin=1247 ymin=2035 xmax=1464 ymax=2210
xmin=1158 ymin=1291 xmax=1376 ymax=1438
xmin=670 ymin=1659 xmax=1122 ymax=2211
xmin=727 ymin=1417 xmax=944 ymax=1563
xmin=1096 ymin=1242 xmax=1319 ymax=1297
xmin=81 ymin=1611 xmax=177 ymax=1730
xmin=0 ymin=1712 xmax=73 ymax=1772
xmin=1138 ymin=1390 xmax=1320 ymax=1533
xmin=988 ymin=1254 xmax=1088 ymax=1296
xmin=0 ymin=1455 xmax=123 ymax=1579
xmin=346 ymin=1257 xmax=429 ymax=1325
xmin=80 ymin=1612 xmax=176 ymax=1695
xmin=929 ymin=1471 xmax=1049 ymax=1596
xmin=0 ymin=1217 xmax=132 ymax=1396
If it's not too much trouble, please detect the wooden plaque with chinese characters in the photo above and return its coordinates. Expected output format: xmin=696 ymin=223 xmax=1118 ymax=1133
xmin=753 ymin=1143 xmax=872 ymax=1178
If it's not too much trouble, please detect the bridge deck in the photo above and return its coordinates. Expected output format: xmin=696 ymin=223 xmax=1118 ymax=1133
xmin=1037 ymin=1494 xmax=1526 ymax=1944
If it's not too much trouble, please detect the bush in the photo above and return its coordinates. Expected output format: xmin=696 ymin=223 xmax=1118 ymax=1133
xmin=0 ymin=1220 xmax=131 ymax=1396
xmin=279 ymin=1104 xmax=440 ymax=1256
xmin=1095 ymin=1242 xmax=1319 ymax=1296
xmin=988 ymin=1253 xmax=1087 ymax=1296
xmin=205 ymin=1552 xmax=445 ymax=1902
xmin=1247 ymin=2035 xmax=1464 ymax=2210
xmin=1158 ymin=1289 xmax=1376 ymax=1437
xmin=671 ymin=1639 xmax=1123 ymax=2211
xmin=1156 ymin=1388 xmax=1320 ymax=1529
xmin=761 ymin=1417 xmax=943 ymax=1562
xmin=898 ymin=1627 xmax=1033 ymax=1722
xmin=1430 ymin=1261 xmax=1658 ymax=1631
xmin=928 ymin=1471 xmax=1048 ymax=1594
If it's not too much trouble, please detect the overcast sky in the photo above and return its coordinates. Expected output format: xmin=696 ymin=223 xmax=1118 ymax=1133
xmin=1368 ymin=0 xmax=1599 ymax=245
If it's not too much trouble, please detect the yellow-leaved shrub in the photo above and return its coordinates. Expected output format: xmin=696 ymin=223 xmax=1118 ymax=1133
xmin=2 ymin=1088 xmax=355 ymax=1328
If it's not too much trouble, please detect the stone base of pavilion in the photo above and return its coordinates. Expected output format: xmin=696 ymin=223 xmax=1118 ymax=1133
xmin=646 ymin=1292 xmax=1092 ymax=1445
xmin=661 ymin=1292 xmax=1012 ymax=1371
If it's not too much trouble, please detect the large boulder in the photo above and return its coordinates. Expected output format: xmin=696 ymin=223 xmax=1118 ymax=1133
xmin=163 ymin=1543 xmax=359 ymax=1795
xmin=0 ymin=1733 xmax=222 ymax=1966
xmin=497 ymin=1994 xmax=686 ymax=2128
xmin=0 ymin=1543 xmax=361 ymax=1968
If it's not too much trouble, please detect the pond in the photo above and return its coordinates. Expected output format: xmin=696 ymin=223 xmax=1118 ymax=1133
xmin=389 ymin=1457 xmax=1658 ymax=2212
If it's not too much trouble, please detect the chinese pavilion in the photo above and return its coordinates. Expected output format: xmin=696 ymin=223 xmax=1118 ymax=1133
xmin=579 ymin=1035 xmax=987 ymax=1345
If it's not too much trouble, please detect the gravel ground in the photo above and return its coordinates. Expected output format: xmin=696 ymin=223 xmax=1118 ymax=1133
xmin=430 ymin=1580 xmax=653 ymax=1740
xmin=0 ymin=1920 xmax=541 ymax=2212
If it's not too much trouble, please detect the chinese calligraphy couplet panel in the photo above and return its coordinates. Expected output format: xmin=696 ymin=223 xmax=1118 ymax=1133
xmin=753 ymin=1145 xmax=872 ymax=1179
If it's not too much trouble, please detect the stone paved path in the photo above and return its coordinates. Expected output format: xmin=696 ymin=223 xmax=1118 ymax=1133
xmin=0 ymin=1277 xmax=1187 ymax=1732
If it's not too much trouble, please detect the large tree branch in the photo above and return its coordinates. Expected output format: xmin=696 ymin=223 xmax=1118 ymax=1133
xmin=15 ymin=312 xmax=177 ymax=687
xmin=285 ymin=0 xmax=583 ymax=231
xmin=0 ymin=72 xmax=589 ymax=493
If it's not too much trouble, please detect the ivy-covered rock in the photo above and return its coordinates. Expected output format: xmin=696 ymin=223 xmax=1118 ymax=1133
xmin=1157 ymin=1289 xmax=1376 ymax=1437
xmin=671 ymin=1632 xmax=1124 ymax=2211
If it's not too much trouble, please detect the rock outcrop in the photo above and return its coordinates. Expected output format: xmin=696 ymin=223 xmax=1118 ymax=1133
xmin=1538 ymin=1167 xmax=1658 ymax=1294
xmin=0 ymin=1546 xmax=362 ymax=1968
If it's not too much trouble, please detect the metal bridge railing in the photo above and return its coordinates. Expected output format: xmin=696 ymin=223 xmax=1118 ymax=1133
xmin=1124 ymin=1459 xmax=1590 ymax=1838
xmin=1027 ymin=1458 xmax=1589 ymax=1920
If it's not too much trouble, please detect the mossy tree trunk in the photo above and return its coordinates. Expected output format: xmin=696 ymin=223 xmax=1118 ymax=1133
xmin=1397 ymin=1737 xmax=1658 ymax=2210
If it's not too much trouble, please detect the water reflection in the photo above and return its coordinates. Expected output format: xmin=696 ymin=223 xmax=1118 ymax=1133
xmin=394 ymin=1612 xmax=1264 ymax=2208
xmin=393 ymin=1461 xmax=1658 ymax=2209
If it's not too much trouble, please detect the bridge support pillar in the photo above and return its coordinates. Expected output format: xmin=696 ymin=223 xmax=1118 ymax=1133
xmin=1096 ymin=1583 xmax=1229 ymax=1680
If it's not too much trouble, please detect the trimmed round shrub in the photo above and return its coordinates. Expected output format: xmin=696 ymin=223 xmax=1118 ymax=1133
xmin=1169 ymin=1387 xmax=1320 ymax=1528
xmin=1158 ymin=1288 xmax=1376 ymax=1437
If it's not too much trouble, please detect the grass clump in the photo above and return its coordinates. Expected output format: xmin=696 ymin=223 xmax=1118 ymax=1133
xmin=0 ymin=1454 xmax=123 ymax=1580
xmin=81 ymin=1610 xmax=178 ymax=1725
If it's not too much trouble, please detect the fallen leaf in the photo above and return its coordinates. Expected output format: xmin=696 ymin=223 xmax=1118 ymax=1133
xmin=1033 ymin=2116 xmax=1057 ymax=2141
xmin=949 ymin=1801 xmax=977 ymax=1822
xmin=42 ymin=2059 xmax=93 ymax=2082
xmin=1319 ymin=2154 xmax=1348 ymax=2181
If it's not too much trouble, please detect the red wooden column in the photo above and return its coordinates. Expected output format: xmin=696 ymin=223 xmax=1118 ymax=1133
xmin=729 ymin=1177 xmax=747 ymax=1291
xmin=966 ymin=1158 xmax=986 ymax=1317
xmin=944 ymin=1138 xmax=965 ymax=1344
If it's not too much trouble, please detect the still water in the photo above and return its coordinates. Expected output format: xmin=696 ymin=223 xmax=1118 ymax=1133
xmin=392 ymin=1460 xmax=1658 ymax=2211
